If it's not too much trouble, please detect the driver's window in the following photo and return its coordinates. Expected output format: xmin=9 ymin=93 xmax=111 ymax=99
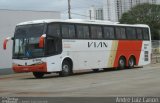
xmin=46 ymin=37 xmax=62 ymax=56
xmin=46 ymin=23 xmax=62 ymax=55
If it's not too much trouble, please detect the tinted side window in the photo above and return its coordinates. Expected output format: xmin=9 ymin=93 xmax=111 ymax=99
xmin=76 ymin=25 xmax=89 ymax=39
xmin=143 ymin=28 xmax=149 ymax=40
xmin=126 ymin=27 xmax=136 ymax=39
xmin=136 ymin=28 xmax=143 ymax=40
xmin=103 ymin=26 xmax=115 ymax=39
xmin=47 ymin=24 xmax=60 ymax=37
xmin=46 ymin=36 xmax=62 ymax=56
xmin=91 ymin=26 xmax=102 ymax=39
xmin=62 ymin=24 xmax=75 ymax=39
xmin=115 ymin=27 xmax=126 ymax=39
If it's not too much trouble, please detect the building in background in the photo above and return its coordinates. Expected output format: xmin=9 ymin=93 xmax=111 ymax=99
xmin=87 ymin=5 xmax=103 ymax=20
xmin=103 ymin=0 xmax=160 ymax=22
xmin=0 ymin=9 xmax=60 ymax=69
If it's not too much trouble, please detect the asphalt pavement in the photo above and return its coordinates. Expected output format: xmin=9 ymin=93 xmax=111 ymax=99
xmin=0 ymin=63 xmax=160 ymax=97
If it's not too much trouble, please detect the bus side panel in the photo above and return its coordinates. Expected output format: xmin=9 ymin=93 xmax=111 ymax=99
xmin=62 ymin=40 xmax=113 ymax=70
xmin=107 ymin=40 xmax=119 ymax=68
xmin=138 ymin=41 xmax=151 ymax=66
xmin=73 ymin=51 xmax=110 ymax=70
xmin=46 ymin=54 xmax=63 ymax=72
xmin=113 ymin=40 xmax=143 ymax=67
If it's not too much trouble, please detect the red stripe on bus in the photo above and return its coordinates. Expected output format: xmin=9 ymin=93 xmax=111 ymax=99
xmin=113 ymin=40 xmax=143 ymax=67
xmin=13 ymin=63 xmax=47 ymax=73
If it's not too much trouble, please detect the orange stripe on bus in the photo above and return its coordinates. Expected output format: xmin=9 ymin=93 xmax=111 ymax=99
xmin=13 ymin=63 xmax=47 ymax=73
xmin=113 ymin=40 xmax=143 ymax=67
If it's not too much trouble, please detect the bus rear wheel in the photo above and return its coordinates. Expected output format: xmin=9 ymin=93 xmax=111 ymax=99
xmin=59 ymin=60 xmax=72 ymax=77
xmin=33 ymin=72 xmax=44 ymax=78
xmin=118 ymin=57 xmax=126 ymax=69
xmin=128 ymin=57 xmax=135 ymax=69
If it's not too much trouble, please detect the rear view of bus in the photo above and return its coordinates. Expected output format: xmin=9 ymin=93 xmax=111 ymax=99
xmin=3 ymin=19 xmax=152 ymax=78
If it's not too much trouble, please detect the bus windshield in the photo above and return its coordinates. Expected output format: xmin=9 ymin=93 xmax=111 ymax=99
xmin=13 ymin=24 xmax=45 ymax=59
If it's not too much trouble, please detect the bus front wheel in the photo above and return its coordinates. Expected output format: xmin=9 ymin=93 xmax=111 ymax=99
xmin=33 ymin=72 xmax=44 ymax=78
xmin=92 ymin=69 xmax=99 ymax=72
xmin=59 ymin=60 xmax=72 ymax=77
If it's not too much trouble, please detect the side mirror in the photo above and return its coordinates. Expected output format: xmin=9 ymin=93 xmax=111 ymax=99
xmin=39 ymin=34 xmax=46 ymax=48
xmin=3 ymin=37 xmax=12 ymax=50
xmin=11 ymin=37 xmax=14 ymax=40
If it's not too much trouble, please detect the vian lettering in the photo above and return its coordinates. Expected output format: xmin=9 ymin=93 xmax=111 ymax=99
xmin=88 ymin=42 xmax=108 ymax=48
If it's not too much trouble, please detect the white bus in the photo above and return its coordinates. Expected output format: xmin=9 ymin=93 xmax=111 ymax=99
xmin=3 ymin=19 xmax=151 ymax=78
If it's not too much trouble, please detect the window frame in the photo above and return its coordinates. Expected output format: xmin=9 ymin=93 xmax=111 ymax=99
xmin=45 ymin=22 xmax=150 ymax=41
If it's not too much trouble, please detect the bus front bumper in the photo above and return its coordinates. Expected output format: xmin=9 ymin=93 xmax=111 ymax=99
xmin=12 ymin=63 xmax=47 ymax=73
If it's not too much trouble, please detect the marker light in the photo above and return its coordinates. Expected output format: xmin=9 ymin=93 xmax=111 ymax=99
xmin=3 ymin=37 xmax=11 ymax=50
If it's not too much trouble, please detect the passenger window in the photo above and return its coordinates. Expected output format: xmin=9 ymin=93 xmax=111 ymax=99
xmin=136 ymin=28 xmax=143 ymax=40
xmin=143 ymin=28 xmax=149 ymax=40
xmin=62 ymin=25 xmax=68 ymax=38
xmin=104 ymin=26 xmax=115 ymax=39
xmin=76 ymin=25 xmax=89 ymax=39
xmin=47 ymin=24 xmax=60 ymax=37
xmin=115 ymin=27 xmax=126 ymax=39
xmin=126 ymin=27 xmax=136 ymax=39
xmin=91 ymin=26 xmax=102 ymax=39
xmin=62 ymin=24 xmax=75 ymax=39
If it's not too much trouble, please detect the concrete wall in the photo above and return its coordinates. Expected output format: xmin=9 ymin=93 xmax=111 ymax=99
xmin=0 ymin=9 xmax=60 ymax=69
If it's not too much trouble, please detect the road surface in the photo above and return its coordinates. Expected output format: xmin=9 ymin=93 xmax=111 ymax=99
xmin=0 ymin=63 xmax=160 ymax=97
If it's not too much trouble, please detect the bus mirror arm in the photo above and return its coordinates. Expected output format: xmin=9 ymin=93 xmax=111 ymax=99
xmin=39 ymin=34 xmax=46 ymax=48
xmin=3 ymin=37 xmax=12 ymax=50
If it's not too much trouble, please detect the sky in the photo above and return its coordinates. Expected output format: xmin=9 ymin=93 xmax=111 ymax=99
xmin=0 ymin=0 xmax=103 ymax=19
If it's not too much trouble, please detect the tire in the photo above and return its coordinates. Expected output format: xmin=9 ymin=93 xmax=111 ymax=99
xmin=92 ymin=69 xmax=99 ymax=72
xmin=128 ymin=57 xmax=135 ymax=69
xmin=59 ymin=60 xmax=72 ymax=77
xmin=33 ymin=72 xmax=44 ymax=78
xmin=118 ymin=57 xmax=126 ymax=69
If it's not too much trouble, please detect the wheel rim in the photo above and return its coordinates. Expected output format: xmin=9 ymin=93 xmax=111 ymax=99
xmin=119 ymin=59 xmax=125 ymax=67
xmin=63 ymin=64 xmax=69 ymax=73
xmin=129 ymin=58 xmax=134 ymax=67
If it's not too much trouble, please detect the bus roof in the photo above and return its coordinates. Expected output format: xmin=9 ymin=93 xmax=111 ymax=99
xmin=17 ymin=19 xmax=149 ymax=28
